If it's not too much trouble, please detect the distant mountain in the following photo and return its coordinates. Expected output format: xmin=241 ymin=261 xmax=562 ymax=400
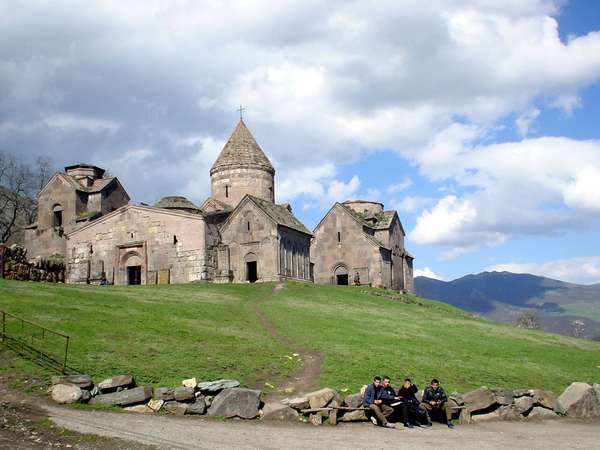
xmin=415 ymin=271 xmax=600 ymax=339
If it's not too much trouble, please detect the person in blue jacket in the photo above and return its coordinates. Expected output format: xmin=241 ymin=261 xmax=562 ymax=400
xmin=363 ymin=376 xmax=395 ymax=428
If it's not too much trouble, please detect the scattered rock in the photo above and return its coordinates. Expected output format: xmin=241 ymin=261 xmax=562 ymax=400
xmin=162 ymin=401 xmax=179 ymax=413
xmin=186 ymin=397 xmax=207 ymax=415
xmin=261 ymin=402 xmax=299 ymax=421
xmin=89 ymin=386 xmax=153 ymax=407
xmin=51 ymin=384 xmax=83 ymax=404
xmin=80 ymin=390 xmax=91 ymax=403
xmin=556 ymin=382 xmax=600 ymax=418
xmin=309 ymin=412 xmax=323 ymax=426
xmin=197 ymin=379 xmax=240 ymax=395
xmin=341 ymin=409 xmax=368 ymax=422
xmin=463 ymin=387 xmax=496 ymax=413
xmin=124 ymin=405 xmax=152 ymax=414
xmin=532 ymin=390 xmax=557 ymax=410
xmin=496 ymin=405 xmax=523 ymax=421
xmin=173 ymin=386 xmax=195 ymax=402
xmin=449 ymin=392 xmax=465 ymax=406
xmin=97 ymin=375 xmax=134 ymax=393
xmin=527 ymin=406 xmax=557 ymax=419
xmin=514 ymin=396 xmax=534 ymax=414
xmin=492 ymin=389 xmax=514 ymax=406
xmin=205 ymin=395 xmax=214 ymax=408
xmin=343 ymin=393 xmax=363 ymax=409
xmin=471 ymin=409 xmax=500 ymax=422
xmin=51 ymin=374 xmax=93 ymax=390
xmin=281 ymin=396 xmax=310 ymax=410
xmin=174 ymin=403 xmax=189 ymax=416
xmin=147 ymin=399 xmax=164 ymax=412
xmin=90 ymin=386 xmax=99 ymax=397
xmin=208 ymin=388 xmax=261 ymax=419
xmin=513 ymin=389 xmax=533 ymax=398
xmin=182 ymin=378 xmax=197 ymax=389
xmin=154 ymin=387 xmax=175 ymax=401
xmin=306 ymin=388 xmax=336 ymax=409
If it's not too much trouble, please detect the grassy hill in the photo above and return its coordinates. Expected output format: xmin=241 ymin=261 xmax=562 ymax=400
xmin=1 ymin=279 xmax=599 ymax=395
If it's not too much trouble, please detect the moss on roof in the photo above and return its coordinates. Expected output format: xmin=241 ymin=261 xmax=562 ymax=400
xmin=154 ymin=196 xmax=202 ymax=213
xmin=248 ymin=195 xmax=311 ymax=235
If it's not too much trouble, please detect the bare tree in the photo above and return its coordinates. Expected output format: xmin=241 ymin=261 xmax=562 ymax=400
xmin=0 ymin=152 xmax=54 ymax=244
xmin=515 ymin=311 xmax=540 ymax=329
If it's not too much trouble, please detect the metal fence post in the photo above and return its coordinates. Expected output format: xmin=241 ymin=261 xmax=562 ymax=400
xmin=62 ymin=336 xmax=70 ymax=374
xmin=1 ymin=311 xmax=5 ymax=342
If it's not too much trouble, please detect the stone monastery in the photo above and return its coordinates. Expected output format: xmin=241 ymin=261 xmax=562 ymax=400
xmin=25 ymin=120 xmax=414 ymax=292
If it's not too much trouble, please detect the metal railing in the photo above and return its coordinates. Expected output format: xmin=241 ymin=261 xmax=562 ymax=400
xmin=1 ymin=310 xmax=71 ymax=373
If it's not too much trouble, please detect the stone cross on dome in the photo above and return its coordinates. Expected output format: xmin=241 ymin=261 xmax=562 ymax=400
xmin=237 ymin=105 xmax=246 ymax=120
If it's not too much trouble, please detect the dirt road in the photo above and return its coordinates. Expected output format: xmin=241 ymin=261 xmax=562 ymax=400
xmin=45 ymin=404 xmax=600 ymax=450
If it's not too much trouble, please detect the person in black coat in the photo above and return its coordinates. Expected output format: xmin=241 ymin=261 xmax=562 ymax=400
xmin=421 ymin=378 xmax=454 ymax=428
xmin=397 ymin=378 xmax=431 ymax=426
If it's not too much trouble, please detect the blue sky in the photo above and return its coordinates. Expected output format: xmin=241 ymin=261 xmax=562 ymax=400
xmin=1 ymin=1 xmax=600 ymax=284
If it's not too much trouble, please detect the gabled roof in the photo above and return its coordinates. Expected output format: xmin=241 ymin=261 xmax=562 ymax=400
xmin=221 ymin=195 xmax=311 ymax=236
xmin=200 ymin=197 xmax=233 ymax=213
xmin=38 ymin=172 xmax=129 ymax=200
xmin=210 ymin=120 xmax=274 ymax=175
xmin=339 ymin=203 xmax=405 ymax=235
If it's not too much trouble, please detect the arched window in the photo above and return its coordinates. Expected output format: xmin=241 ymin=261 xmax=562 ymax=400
xmin=52 ymin=205 xmax=63 ymax=228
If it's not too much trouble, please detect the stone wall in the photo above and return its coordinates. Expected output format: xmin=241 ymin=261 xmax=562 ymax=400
xmin=312 ymin=205 xmax=387 ymax=287
xmin=66 ymin=205 xmax=211 ymax=285
xmin=220 ymin=201 xmax=279 ymax=282
xmin=211 ymin=167 xmax=274 ymax=208
xmin=0 ymin=244 xmax=65 ymax=282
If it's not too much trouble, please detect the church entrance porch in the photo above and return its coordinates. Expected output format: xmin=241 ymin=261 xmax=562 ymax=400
xmin=127 ymin=266 xmax=141 ymax=285
xmin=334 ymin=264 xmax=349 ymax=285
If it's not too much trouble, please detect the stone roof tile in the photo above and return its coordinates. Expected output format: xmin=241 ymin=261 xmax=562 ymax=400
xmin=210 ymin=120 xmax=274 ymax=175
xmin=248 ymin=195 xmax=311 ymax=235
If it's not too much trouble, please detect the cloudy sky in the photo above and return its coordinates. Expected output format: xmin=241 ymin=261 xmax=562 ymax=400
xmin=2 ymin=1 xmax=600 ymax=284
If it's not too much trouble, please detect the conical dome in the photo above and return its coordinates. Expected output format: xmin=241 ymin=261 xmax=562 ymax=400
xmin=210 ymin=120 xmax=274 ymax=175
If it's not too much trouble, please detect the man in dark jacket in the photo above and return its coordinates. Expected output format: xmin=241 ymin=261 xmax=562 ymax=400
xmin=363 ymin=376 xmax=395 ymax=428
xmin=398 ymin=378 xmax=431 ymax=426
xmin=380 ymin=376 xmax=413 ymax=428
xmin=420 ymin=378 xmax=454 ymax=428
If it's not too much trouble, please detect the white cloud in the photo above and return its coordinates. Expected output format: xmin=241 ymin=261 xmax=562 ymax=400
xmin=563 ymin=168 xmax=600 ymax=212
xmin=488 ymin=257 xmax=600 ymax=285
xmin=395 ymin=195 xmax=437 ymax=213
xmin=327 ymin=175 xmax=360 ymax=203
xmin=387 ymin=178 xmax=413 ymax=194
xmin=515 ymin=107 xmax=540 ymax=136
xmin=414 ymin=267 xmax=443 ymax=280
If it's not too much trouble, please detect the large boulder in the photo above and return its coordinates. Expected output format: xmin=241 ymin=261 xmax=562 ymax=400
xmin=514 ymin=396 xmax=534 ymax=414
xmin=186 ymin=397 xmax=207 ymax=415
xmin=532 ymin=390 xmax=557 ymax=410
xmin=527 ymin=406 xmax=558 ymax=419
xmin=281 ymin=396 xmax=309 ymax=410
xmin=306 ymin=388 xmax=337 ymax=409
xmin=492 ymin=389 xmax=514 ymax=406
xmin=463 ymin=387 xmax=496 ymax=413
xmin=97 ymin=375 xmax=135 ymax=393
xmin=123 ymin=405 xmax=152 ymax=414
xmin=173 ymin=386 xmax=195 ymax=402
xmin=343 ymin=393 xmax=363 ymax=409
xmin=556 ymin=382 xmax=600 ymax=418
xmin=89 ymin=386 xmax=153 ymax=407
xmin=261 ymin=402 xmax=299 ymax=421
xmin=51 ymin=374 xmax=93 ymax=390
xmin=154 ymin=387 xmax=175 ymax=401
xmin=51 ymin=384 xmax=83 ymax=404
xmin=197 ymin=379 xmax=240 ymax=395
xmin=208 ymin=388 xmax=261 ymax=419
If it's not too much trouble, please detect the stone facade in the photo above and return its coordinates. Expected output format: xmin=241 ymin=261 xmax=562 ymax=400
xmin=24 ymin=164 xmax=129 ymax=260
xmin=66 ymin=205 xmax=211 ymax=284
xmin=26 ymin=120 xmax=414 ymax=290
xmin=311 ymin=200 xmax=414 ymax=293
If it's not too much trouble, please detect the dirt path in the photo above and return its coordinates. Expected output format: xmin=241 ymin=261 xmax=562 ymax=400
xmin=43 ymin=404 xmax=600 ymax=450
xmin=253 ymin=283 xmax=322 ymax=397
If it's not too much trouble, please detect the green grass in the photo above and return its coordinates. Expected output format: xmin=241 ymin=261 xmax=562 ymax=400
xmin=1 ymin=279 xmax=599 ymax=394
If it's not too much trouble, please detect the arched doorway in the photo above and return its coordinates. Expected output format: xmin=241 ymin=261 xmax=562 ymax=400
xmin=244 ymin=252 xmax=258 ymax=283
xmin=121 ymin=251 xmax=142 ymax=285
xmin=334 ymin=264 xmax=349 ymax=285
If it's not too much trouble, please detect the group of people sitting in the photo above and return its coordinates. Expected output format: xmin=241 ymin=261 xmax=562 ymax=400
xmin=363 ymin=376 xmax=454 ymax=429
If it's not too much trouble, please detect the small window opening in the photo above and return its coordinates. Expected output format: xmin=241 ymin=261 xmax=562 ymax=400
xmin=52 ymin=206 xmax=63 ymax=228
xmin=130 ymin=232 xmax=134 ymax=238
xmin=247 ymin=221 xmax=251 ymax=231
xmin=89 ymin=244 xmax=93 ymax=254
xmin=173 ymin=235 xmax=178 ymax=245
xmin=225 ymin=185 xmax=229 ymax=198
xmin=337 ymin=231 xmax=341 ymax=243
